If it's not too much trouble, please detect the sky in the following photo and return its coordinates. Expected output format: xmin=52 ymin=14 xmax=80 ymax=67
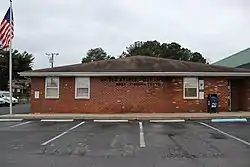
xmin=0 ymin=0 xmax=250 ymax=69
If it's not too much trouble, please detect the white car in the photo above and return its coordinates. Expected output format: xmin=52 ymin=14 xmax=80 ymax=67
xmin=0 ymin=91 xmax=18 ymax=106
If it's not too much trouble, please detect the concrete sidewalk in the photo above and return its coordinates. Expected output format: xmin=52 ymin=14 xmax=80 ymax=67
xmin=0 ymin=112 xmax=249 ymax=120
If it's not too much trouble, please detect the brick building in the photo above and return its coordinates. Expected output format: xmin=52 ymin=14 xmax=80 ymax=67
xmin=20 ymin=56 xmax=250 ymax=114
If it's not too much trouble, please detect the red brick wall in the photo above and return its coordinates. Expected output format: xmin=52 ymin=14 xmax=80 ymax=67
xmin=30 ymin=77 xmax=229 ymax=113
xmin=204 ymin=78 xmax=228 ymax=112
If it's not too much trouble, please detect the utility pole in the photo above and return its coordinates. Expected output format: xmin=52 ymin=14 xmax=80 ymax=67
xmin=46 ymin=53 xmax=59 ymax=68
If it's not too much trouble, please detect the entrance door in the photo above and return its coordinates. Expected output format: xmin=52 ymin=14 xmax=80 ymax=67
xmin=231 ymin=79 xmax=245 ymax=111
xmin=228 ymin=80 xmax=231 ymax=111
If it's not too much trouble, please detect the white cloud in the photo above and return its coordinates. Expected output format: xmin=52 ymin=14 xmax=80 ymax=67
xmin=0 ymin=0 xmax=249 ymax=68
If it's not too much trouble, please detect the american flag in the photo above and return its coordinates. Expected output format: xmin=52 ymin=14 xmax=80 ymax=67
xmin=0 ymin=6 xmax=14 ymax=49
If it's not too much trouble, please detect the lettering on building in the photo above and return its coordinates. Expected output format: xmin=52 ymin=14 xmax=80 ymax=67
xmin=101 ymin=77 xmax=164 ymax=87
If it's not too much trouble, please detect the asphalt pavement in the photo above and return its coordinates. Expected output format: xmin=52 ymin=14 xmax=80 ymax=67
xmin=0 ymin=104 xmax=30 ymax=115
xmin=205 ymin=121 xmax=250 ymax=146
xmin=0 ymin=120 xmax=249 ymax=167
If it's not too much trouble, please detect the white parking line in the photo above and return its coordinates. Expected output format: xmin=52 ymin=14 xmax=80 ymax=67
xmin=139 ymin=122 xmax=145 ymax=148
xmin=199 ymin=122 xmax=250 ymax=146
xmin=93 ymin=120 xmax=129 ymax=123
xmin=211 ymin=118 xmax=247 ymax=123
xmin=0 ymin=119 xmax=23 ymax=122
xmin=41 ymin=121 xmax=85 ymax=146
xmin=9 ymin=121 xmax=32 ymax=128
xmin=41 ymin=119 xmax=74 ymax=122
xmin=150 ymin=119 xmax=185 ymax=123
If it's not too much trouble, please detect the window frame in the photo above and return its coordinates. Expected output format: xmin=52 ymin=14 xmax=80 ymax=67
xmin=75 ymin=77 xmax=90 ymax=99
xmin=45 ymin=77 xmax=60 ymax=99
xmin=183 ymin=77 xmax=199 ymax=99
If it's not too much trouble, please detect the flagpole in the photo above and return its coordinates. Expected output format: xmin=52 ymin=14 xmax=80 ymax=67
xmin=9 ymin=0 xmax=13 ymax=115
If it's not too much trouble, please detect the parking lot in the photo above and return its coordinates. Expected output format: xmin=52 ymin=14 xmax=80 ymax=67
xmin=0 ymin=104 xmax=30 ymax=115
xmin=0 ymin=119 xmax=249 ymax=167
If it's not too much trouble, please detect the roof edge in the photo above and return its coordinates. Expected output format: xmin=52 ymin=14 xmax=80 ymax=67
xmin=213 ymin=48 xmax=250 ymax=66
xmin=19 ymin=71 xmax=250 ymax=77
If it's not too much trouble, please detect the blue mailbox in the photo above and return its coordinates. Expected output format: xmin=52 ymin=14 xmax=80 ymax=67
xmin=207 ymin=94 xmax=218 ymax=113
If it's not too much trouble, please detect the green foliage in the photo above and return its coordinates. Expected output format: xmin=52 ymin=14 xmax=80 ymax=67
xmin=82 ymin=47 xmax=115 ymax=63
xmin=122 ymin=40 xmax=161 ymax=57
xmin=0 ymin=49 xmax=34 ymax=90
xmin=120 ymin=40 xmax=207 ymax=63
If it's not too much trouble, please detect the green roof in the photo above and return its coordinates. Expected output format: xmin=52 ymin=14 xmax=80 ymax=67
xmin=213 ymin=48 xmax=250 ymax=67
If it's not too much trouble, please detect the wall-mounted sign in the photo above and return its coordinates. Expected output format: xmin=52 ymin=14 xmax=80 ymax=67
xmin=34 ymin=91 xmax=39 ymax=99
xmin=101 ymin=77 xmax=164 ymax=87
xmin=199 ymin=92 xmax=204 ymax=99
xmin=199 ymin=80 xmax=204 ymax=90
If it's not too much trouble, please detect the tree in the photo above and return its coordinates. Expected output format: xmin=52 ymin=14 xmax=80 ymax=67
xmin=82 ymin=47 xmax=115 ymax=63
xmin=121 ymin=40 xmax=161 ymax=58
xmin=189 ymin=52 xmax=206 ymax=63
xmin=0 ymin=49 xmax=34 ymax=90
xmin=122 ymin=40 xmax=207 ymax=63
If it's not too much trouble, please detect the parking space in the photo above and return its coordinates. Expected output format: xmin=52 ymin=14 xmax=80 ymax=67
xmin=42 ymin=121 xmax=140 ymax=158
xmin=0 ymin=121 xmax=28 ymax=129
xmin=0 ymin=121 xmax=81 ymax=150
xmin=143 ymin=121 xmax=250 ymax=167
xmin=204 ymin=121 xmax=250 ymax=144
xmin=0 ymin=120 xmax=249 ymax=167
xmin=0 ymin=121 xmax=81 ymax=166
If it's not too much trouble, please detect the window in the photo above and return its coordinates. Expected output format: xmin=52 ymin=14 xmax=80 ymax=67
xmin=75 ymin=77 xmax=90 ymax=99
xmin=45 ymin=77 xmax=59 ymax=99
xmin=183 ymin=77 xmax=198 ymax=99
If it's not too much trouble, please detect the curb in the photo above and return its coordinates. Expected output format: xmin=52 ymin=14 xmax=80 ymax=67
xmin=0 ymin=118 xmax=249 ymax=123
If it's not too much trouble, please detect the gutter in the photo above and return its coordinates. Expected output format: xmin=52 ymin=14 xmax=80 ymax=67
xmin=19 ymin=71 xmax=250 ymax=77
